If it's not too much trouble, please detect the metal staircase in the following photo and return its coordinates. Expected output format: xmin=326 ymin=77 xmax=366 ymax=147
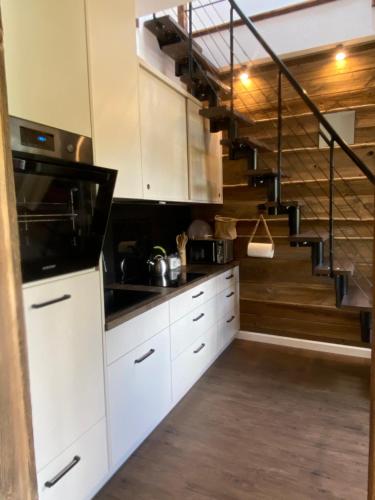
xmin=144 ymin=0 xmax=374 ymax=343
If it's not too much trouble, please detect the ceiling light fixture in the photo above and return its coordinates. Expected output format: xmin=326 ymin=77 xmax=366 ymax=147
xmin=239 ymin=70 xmax=250 ymax=84
xmin=335 ymin=45 xmax=346 ymax=62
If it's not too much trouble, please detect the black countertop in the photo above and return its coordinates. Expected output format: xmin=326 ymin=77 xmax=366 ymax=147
xmin=105 ymin=262 xmax=239 ymax=331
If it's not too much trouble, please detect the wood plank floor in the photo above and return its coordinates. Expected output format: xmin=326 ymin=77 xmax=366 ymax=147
xmin=96 ymin=340 xmax=370 ymax=500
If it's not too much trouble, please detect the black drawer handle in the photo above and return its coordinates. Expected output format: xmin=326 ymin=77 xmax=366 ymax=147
xmin=45 ymin=455 xmax=80 ymax=488
xmin=31 ymin=294 xmax=71 ymax=309
xmin=193 ymin=313 xmax=205 ymax=322
xmin=134 ymin=349 xmax=155 ymax=364
xmin=192 ymin=291 xmax=204 ymax=299
xmin=226 ymin=315 xmax=235 ymax=324
xmin=226 ymin=291 xmax=235 ymax=298
xmin=225 ymin=274 xmax=234 ymax=280
xmin=193 ymin=343 xmax=206 ymax=354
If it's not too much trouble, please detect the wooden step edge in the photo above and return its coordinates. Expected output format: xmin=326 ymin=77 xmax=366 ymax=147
xmin=144 ymin=16 xmax=203 ymax=54
xmin=289 ymin=231 xmax=329 ymax=244
xmin=340 ymin=286 xmax=373 ymax=311
xmin=221 ymin=136 xmax=271 ymax=152
xmin=246 ymin=168 xmax=278 ymax=178
xmin=314 ymin=260 xmax=355 ymax=277
xmin=258 ymin=200 xmax=302 ymax=209
xmin=180 ymin=71 xmax=231 ymax=94
xmin=199 ymin=106 xmax=255 ymax=126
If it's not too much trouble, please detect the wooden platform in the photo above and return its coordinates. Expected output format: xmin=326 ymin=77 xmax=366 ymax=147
xmin=96 ymin=340 xmax=370 ymax=500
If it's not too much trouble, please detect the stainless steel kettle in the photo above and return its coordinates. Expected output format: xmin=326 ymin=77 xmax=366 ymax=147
xmin=147 ymin=246 xmax=168 ymax=276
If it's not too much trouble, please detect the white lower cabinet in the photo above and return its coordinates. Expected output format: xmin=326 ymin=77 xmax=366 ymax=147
xmin=172 ymin=324 xmax=217 ymax=403
xmin=105 ymin=266 xmax=239 ymax=477
xmin=23 ymin=270 xmax=108 ymax=499
xmin=107 ymin=327 xmax=172 ymax=468
xmin=37 ymin=418 xmax=108 ymax=500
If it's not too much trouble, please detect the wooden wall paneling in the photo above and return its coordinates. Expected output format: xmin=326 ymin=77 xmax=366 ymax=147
xmin=369 ymin=188 xmax=375 ymax=499
xmin=0 ymin=9 xmax=37 ymax=500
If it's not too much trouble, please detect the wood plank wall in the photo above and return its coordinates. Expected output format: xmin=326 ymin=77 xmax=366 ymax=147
xmin=193 ymin=41 xmax=375 ymax=346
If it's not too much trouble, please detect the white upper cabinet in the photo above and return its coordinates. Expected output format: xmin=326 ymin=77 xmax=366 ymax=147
xmin=1 ymin=0 xmax=91 ymax=137
xmin=139 ymin=67 xmax=189 ymax=202
xmin=85 ymin=0 xmax=143 ymax=199
xmin=187 ymin=100 xmax=223 ymax=204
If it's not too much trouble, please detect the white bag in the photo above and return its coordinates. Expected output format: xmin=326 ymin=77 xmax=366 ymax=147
xmin=247 ymin=215 xmax=275 ymax=259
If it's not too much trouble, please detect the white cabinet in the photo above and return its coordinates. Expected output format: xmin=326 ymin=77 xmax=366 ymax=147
xmin=187 ymin=100 xmax=223 ymax=204
xmin=139 ymin=67 xmax=189 ymax=201
xmin=37 ymin=419 xmax=108 ymax=500
xmin=22 ymin=271 xmax=106 ymax=476
xmin=85 ymin=0 xmax=143 ymax=199
xmin=107 ymin=327 xmax=172 ymax=468
xmin=1 ymin=0 xmax=91 ymax=136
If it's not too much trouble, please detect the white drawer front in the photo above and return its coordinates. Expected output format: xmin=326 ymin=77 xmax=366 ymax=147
xmin=218 ymin=309 xmax=239 ymax=351
xmin=172 ymin=325 xmax=217 ymax=403
xmin=170 ymin=297 xmax=216 ymax=360
xmin=107 ymin=327 xmax=172 ymax=468
xmin=106 ymin=301 xmax=169 ymax=365
xmin=217 ymin=284 xmax=238 ymax=320
xmin=37 ymin=418 xmax=108 ymax=500
xmin=216 ymin=266 xmax=239 ymax=293
xmin=169 ymin=277 xmax=216 ymax=323
xmin=23 ymin=271 xmax=105 ymax=472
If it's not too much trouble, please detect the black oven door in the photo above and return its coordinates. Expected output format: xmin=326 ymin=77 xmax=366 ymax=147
xmin=13 ymin=152 xmax=117 ymax=283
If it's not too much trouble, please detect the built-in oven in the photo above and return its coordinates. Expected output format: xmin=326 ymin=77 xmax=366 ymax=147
xmin=11 ymin=117 xmax=117 ymax=283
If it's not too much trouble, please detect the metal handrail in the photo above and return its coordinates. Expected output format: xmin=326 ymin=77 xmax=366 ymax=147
xmin=228 ymin=0 xmax=375 ymax=184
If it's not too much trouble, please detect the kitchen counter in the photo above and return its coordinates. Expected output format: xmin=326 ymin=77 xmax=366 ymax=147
xmin=105 ymin=262 xmax=239 ymax=330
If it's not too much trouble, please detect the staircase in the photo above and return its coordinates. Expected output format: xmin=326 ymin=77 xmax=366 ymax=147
xmin=144 ymin=0 xmax=374 ymax=344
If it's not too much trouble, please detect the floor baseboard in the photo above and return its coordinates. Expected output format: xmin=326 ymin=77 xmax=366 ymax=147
xmin=237 ymin=330 xmax=371 ymax=359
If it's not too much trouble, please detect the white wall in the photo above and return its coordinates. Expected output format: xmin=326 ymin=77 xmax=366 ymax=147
xmin=136 ymin=0 xmax=180 ymax=17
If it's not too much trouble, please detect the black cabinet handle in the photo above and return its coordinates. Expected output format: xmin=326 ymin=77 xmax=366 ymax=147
xmin=31 ymin=294 xmax=71 ymax=309
xmin=226 ymin=291 xmax=235 ymax=298
xmin=192 ymin=291 xmax=204 ymax=299
xmin=226 ymin=315 xmax=235 ymax=324
xmin=45 ymin=455 xmax=80 ymax=488
xmin=193 ymin=343 xmax=206 ymax=354
xmin=134 ymin=349 xmax=155 ymax=364
xmin=193 ymin=313 xmax=205 ymax=322
xmin=225 ymin=274 xmax=234 ymax=280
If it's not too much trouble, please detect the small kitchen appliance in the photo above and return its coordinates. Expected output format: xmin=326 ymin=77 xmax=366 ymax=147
xmin=187 ymin=238 xmax=234 ymax=265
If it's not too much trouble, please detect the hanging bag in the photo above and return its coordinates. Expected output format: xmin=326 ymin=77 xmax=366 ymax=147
xmin=247 ymin=215 xmax=275 ymax=258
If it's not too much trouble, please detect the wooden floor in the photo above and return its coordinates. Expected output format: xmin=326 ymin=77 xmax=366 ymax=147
xmin=96 ymin=340 xmax=370 ymax=500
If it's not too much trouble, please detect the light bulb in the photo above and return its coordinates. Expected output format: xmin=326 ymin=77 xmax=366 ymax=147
xmin=335 ymin=49 xmax=346 ymax=62
xmin=239 ymin=71 xmax=250 ymax=84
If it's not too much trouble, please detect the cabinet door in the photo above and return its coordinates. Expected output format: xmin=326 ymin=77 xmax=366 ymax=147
xmin=139 ymin=68 xmax=189 ymax=201
xmin=86 ymin=0 xmax=143 ymax=199
xmin=22 ymin=271 xmax=106 ymax=472
xmin=1 ymin=0 xmax=91 ymax=136
xmin=107 ymin=327 xmax=172 ymax=468
xmin=187 ymin=100 xmax=223 ymax=203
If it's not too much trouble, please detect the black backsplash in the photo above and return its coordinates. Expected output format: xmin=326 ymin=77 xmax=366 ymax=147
xmin=103 ymin=202 xmax=192 ymax=285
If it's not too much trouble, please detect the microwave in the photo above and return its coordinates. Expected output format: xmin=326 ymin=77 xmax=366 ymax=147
xmin=188 ymin=239 xmax=234 ymax=265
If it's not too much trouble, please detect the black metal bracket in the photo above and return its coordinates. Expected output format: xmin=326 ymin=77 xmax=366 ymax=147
xmin=360 ymin=311 xmax=372 ymax=344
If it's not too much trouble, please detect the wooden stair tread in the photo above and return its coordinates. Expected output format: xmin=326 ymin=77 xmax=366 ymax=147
xmin=199 ymin=105 xmax=255 ymax=127
xmin=289 ymin=231 xmax=329 ymax=244
xmin=144 ymin=16 xmax=203 ymax=54
xmin=162 ymin=40 xmax=218 ymax=74
xmin=258 ymin=200 xmax=302 ymax=209
xmin=246 ymin=168 xmax=278 ymax=178
xmin=314 ymin=259 xmax=355 ymax=277
xmin=341 ymin=286 xmax=372 ymax=311
xmin=221 ymin=136 xmax=272 ymax=152
xmin=180 ymin=70 xmax=231 ymax=96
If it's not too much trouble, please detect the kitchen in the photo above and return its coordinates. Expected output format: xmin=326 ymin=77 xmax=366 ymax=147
xmin=1 ymin=1 xmax=240 ymax=499
xmin=1 ymin=1 xmax=373 ymax=500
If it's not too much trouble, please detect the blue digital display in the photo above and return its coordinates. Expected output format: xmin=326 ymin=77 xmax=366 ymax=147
xmin=37 ymin=135 xmax=47 ymax=143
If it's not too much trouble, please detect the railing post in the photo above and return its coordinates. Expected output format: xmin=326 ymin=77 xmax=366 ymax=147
xmin=329 ymin=138 xmax=335 ymax=277
xmin=277 ymin=69 xmax=283 ymax=206
xmin=229 ymin=5 xmax=236 ymax=141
